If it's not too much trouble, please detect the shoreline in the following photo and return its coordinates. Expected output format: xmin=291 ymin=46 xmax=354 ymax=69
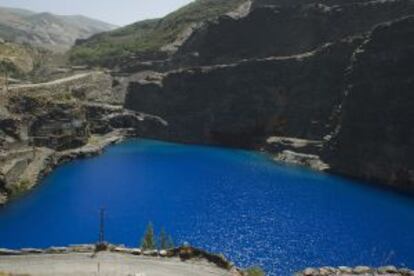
xmin=0 ymin=129 xmax=131 ymax=206
xmin=3 ymin=132 xmax=414 ymax=207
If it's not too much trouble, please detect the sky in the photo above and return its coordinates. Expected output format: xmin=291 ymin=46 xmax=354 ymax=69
xmin=0 ymin=0 xmax=194 ymax=26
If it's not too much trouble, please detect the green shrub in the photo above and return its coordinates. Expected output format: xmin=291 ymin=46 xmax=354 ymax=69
xmin=10 ymin=178 xmax=32 ymax=196
xmin=245 ymin=267 xmax=265 ymax=276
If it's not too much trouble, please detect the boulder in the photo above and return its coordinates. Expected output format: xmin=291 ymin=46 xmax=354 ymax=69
xmin=68 ymin=244 xmax=94 ymax=253
xmin=21 ymin=248 xmax=44 ymax=254
xmin=45 ymin=247 xmax=68 ymax=254
xmin=303 ymin=268 xmax=318 ymax=276
xmin=339 ymin=266 xmax=353 ymax=273
xmin=0 ymin=248 xmax=21 ymax=255
xmin=378 ymin=266 xmax=399 ymax=274
xmin=142 ymin=249 xmax=158 ymax=257
xmin=353 ymin=266 xmax=372 ymax=274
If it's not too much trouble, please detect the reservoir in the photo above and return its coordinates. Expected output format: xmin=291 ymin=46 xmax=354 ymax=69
xmin=0 ymin=139 xmax=413 ymax=275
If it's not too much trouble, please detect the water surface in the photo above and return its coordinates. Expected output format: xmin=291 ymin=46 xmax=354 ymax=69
xmin=1 ymin=139 xmax=414 ymax=275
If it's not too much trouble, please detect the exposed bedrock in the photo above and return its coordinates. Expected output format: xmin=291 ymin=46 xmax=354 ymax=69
xmin=126 ymin=39 xmax=360 ymax=148
xmin=174 ymin=0 xmax=414 ymax=67
xmin=327 ymin=16 xmax=414 ymax=189
xmin=124 ymin=9 xmax=414 ymax=191
xmin=0 ymin=72 xmax=166 ymax=204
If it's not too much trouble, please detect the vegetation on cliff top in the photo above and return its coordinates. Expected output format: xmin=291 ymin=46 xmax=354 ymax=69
xmin=69 ymin=0 xmax=246 ymax=66
xmin=141 ymin=222 xmax=175 ymax=250
xmin=0 ymin=41 xmax=66 ymax=82
xmin=0 ymin=42 xmax=36 ymax=76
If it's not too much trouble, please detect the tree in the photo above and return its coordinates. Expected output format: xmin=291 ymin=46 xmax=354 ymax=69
xmin=159 ymin=228 xmax=168 ymax=250
xmin=141 ymin=222 xmax=156 ymax=250
xmin=159 ymin=228 xmax=175 ymax=249
xmin=167 ymin=235 xmax=175 ymax=249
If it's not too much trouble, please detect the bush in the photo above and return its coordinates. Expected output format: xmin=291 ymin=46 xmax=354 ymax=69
xmin=245 ymin=267 xmax=265 ymax=276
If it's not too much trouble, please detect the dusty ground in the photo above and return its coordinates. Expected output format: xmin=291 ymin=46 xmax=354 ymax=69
xmin=0 ymin=252 xmax=235 ymax=276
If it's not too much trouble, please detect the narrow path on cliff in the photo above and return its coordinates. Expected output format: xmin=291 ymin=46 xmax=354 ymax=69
xmin=7 ymin=72 xmax=94 ymax=91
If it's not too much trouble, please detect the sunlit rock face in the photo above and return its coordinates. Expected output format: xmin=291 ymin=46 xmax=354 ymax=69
xmin=0 ymin=72 xmax=166 ymax=204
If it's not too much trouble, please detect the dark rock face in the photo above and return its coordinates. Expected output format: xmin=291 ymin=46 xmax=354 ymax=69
xmin=175 ymin=0 xmax=414 ymax=67
xmin=0 ymin=117 xmax=20 ymax=141
xmin=328 ymin=17 xmax=414 ymax=188
xmin=29 ymin=107 xmax=89 ymax=151
xmin=7 ymin=96 xmax=90 ymax=151
xmin=126 ymin=39 xmax=359 ymax=148
xmin=123 ymin=0 xmax=414 ymax=190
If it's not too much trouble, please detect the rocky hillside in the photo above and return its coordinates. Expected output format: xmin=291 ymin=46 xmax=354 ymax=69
xmin=0 ymin=41 xmax=38 ymax=77
xmin=69 ymin=0 xmax=246 ymax=66
xmin=2 ymin=0 xmax=413 ymax=199
xmin=105 ymin=0 xmax=414 ymax=191
xmin=0 ymin=39 xmax=72 ymax=85
xmin=0 ymin=6 xmax=116 ymax=52
xmin=0 ymin=71 xmax=166 ymax=205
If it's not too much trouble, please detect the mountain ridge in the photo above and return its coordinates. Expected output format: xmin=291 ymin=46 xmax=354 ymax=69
xmin=0 ymin=6 xmax=117 ymax=52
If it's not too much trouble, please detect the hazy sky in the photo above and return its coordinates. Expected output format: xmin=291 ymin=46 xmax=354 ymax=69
xmin=0 ymin=0 xmax=194 ymax=26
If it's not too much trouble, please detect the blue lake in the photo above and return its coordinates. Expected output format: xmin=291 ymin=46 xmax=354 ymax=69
xmin=0 ymin=139 xmax=414 ymax=275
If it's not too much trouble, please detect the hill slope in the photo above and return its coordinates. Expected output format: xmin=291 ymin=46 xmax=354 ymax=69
xmin=69 ymin=0 xmax=246 ymax=66
xmin=0 ymin=6 xmax=117 ymax=52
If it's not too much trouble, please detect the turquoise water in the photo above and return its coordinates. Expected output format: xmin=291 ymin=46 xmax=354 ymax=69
xmin=0 ymin=139 xmax=414 ymax=275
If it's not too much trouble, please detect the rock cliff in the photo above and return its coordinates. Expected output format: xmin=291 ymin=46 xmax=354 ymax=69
xmin=3 ymin=0 xmax=414 ymax=198
xmin=0 ymin=71 xmax=166 ymax=204
xmin=117 ymin=0 xmax=414 ymax=191
xmin=326 ymin=16 xmax=414 ymax=189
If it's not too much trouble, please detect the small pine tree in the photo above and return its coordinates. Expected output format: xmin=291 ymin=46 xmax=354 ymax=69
xmin=159 ymin=228 xmax=168 ymax=250
xmin=159 ymin=228 xmax=175 ymax=249
xmin=167 ymin=235 xmax=175 ymax=249
xmin=141 ymin=222 xmax=156 ymax=250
